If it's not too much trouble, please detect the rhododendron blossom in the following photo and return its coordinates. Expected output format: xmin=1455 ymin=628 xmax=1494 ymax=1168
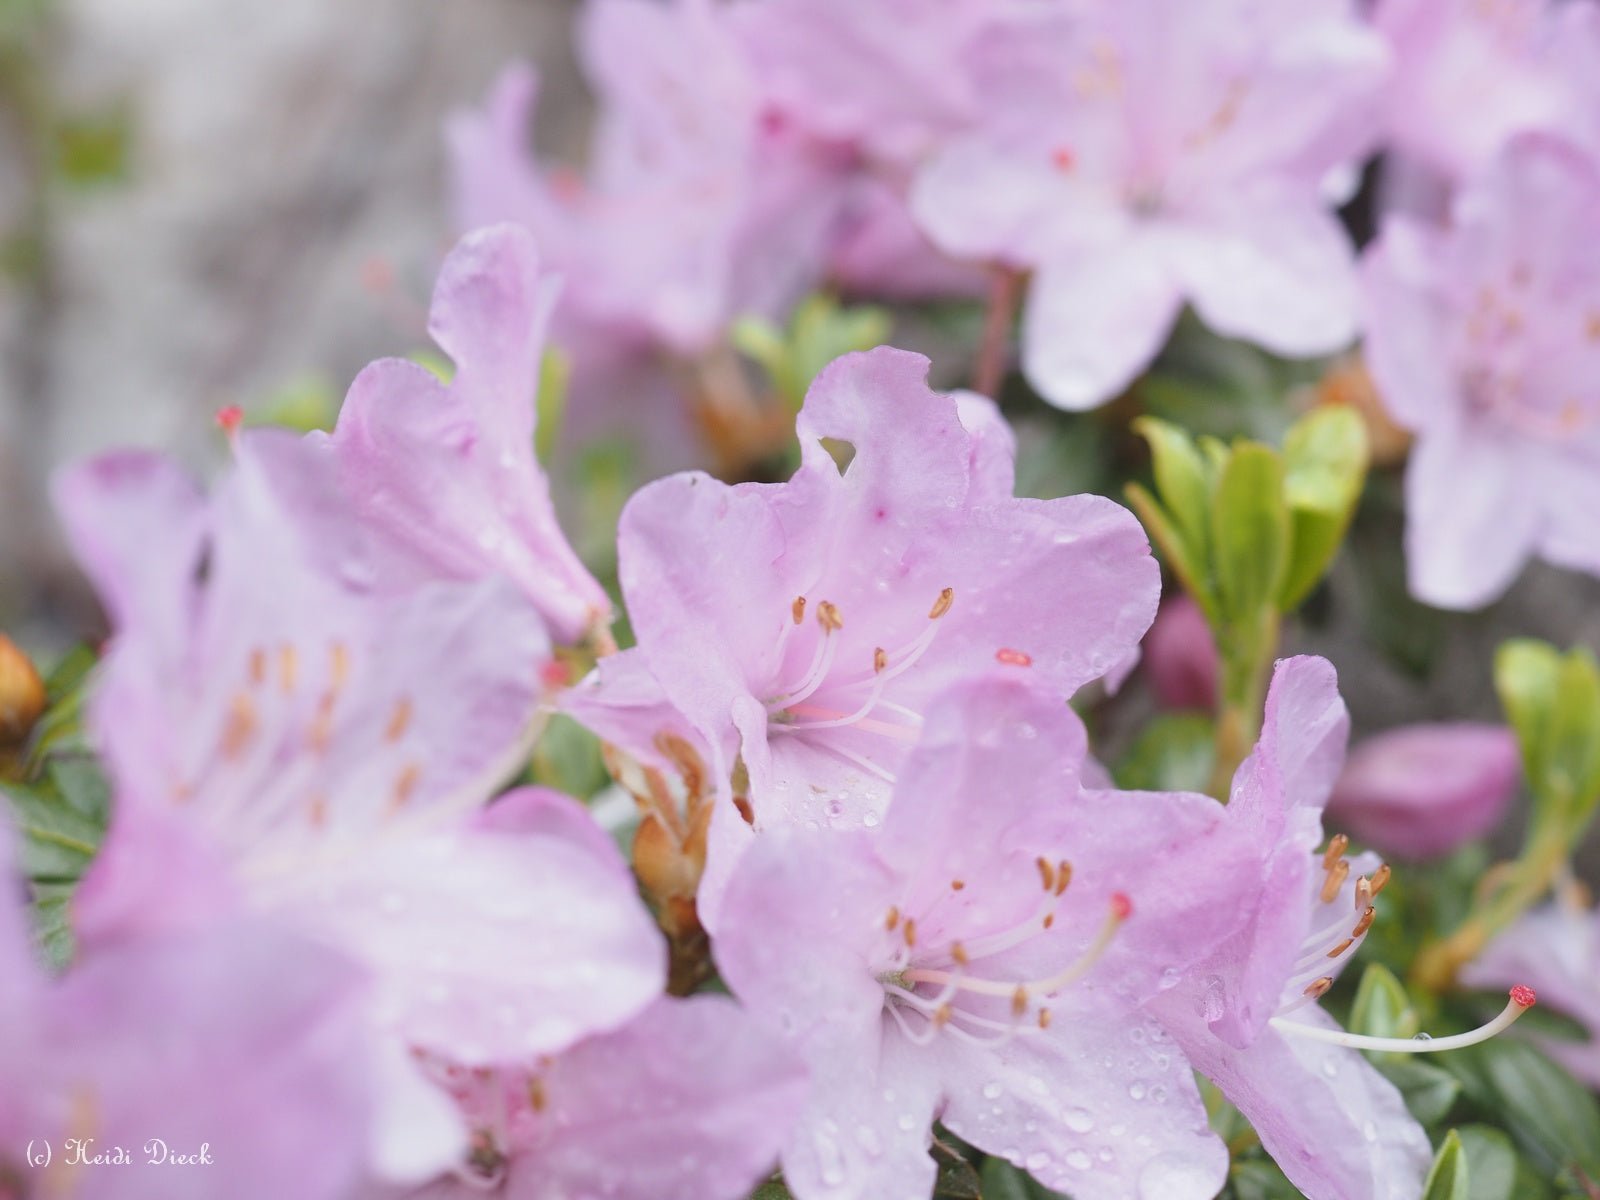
xmin=587 ymin=347 xmax=1158 ymax=922
xmin=1362 ymin=133 xmax=1600 ymax=608
xmin=717 ymin=678 xmax=1253 ymax=1200
xmin=913 ymin=0 xmax=1388 ymax=409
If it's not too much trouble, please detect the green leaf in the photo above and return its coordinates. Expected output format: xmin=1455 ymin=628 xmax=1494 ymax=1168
xmin=1133 ymin=416 xmax=1214 ymax=573
xmin=1113 ymin=713 xmax=1216 ymax=794
xmin=1546 ymin=648 xmax=1600 ymax=829
xmin=31 ymin=881 xmax=75 ymax=972
xmin=536 ymin=346 xmax=571 ymax=465
xmin=529 ymin=714 xmax=609 ymax=800
xmin=1279 ymin=406 xmax=1368 ymax=611
xmin=1423 ymin=1131 xmax=1470 ymax=1200
xmin=1444 ymin=1038 xmax=1600 ymax=1180
xmin=1379 ymin=1060 xmax=1463 ymax=1128
xmin=747 ymin=1179 xmax=794 ymax=1200
xmin=1209 ymin=443 xmax=1288 ymax=629
xmin=1227 ymin=1159 xmax=1304 ymax=1200
xmin=977 ymin=1158 xmax=1068 ymax=1200
xmin=1350 ymin=963 xmax=1416 ymax=1041
xmin=930 ymin=1137 xmax=982 ymax=1200
xmin=1 ymin=778 xmax=103 ymax=882
xmin=1125 ymin=482 xmax=1215 ymax=626
xmin=1494 ymin=640 xmax=1561 ymax=802
xmin=1454 ymin=1125 xmax=1520 ymax=1200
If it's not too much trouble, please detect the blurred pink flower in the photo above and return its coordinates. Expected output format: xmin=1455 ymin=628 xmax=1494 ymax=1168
xmin=913 ymin=0 xmax=1387 ymax=410
xmin=716 ymin=677 xmax=1250 ymax=1200
xmin=1361 ymin=133 xmax=1600 ymax=608
xmin=1326 ymin=723 xmax=1520 ymax=859
xmin=388 ymin=996 xmax=805 ymax=1200
xmin=1465 ymin=901 xmax=1600 ymax=1087
xmin=1146 ymin=657 xmax=1432 ymax=1199
xmin=595 ymin=347 xmax=1157 ymax=925
xmin=53 ymin=444 xmax=664 ymax=1181
xmin=313 ymin=225 xmax=611 ymax=644
xmin=0 ymin=818 xmax=373 ymax=1200
xmin=1143 ymin=595 xmax=1220 ymax=710
xmin=448 ymin=2 xmax=846 ymax=359
xmin=1374 ymin=0 xmax=1600 ymax=189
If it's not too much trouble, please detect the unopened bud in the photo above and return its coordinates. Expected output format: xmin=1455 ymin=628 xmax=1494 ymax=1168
xmin=0 ymin=635 xmax=45 ymax=748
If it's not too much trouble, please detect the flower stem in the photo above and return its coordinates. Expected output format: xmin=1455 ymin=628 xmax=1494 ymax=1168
xmin=973 ymin=267 xmax=1022 ymax=399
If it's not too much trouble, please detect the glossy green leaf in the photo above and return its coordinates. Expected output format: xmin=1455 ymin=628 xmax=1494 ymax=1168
xmin=1444 ymin=1039 xmax=1600 ymax=1180
xmin=1423 ymin=1131 xmax=1470 ymax=1200
xmin=1380 ymin=1060 xmax=1463 ymax=1128
xmin=1227 ymin=1160 xmax=1303 ymax=1200
xmin=1279 ymin=406 xmax=1368 ymax=610
xmin=1125 ymin=483 xmax=1215 ymax=625
xmin=536 ymin=347 xmax=571 ymax=465
xmin=1454 ymin=1125 xmax=1519 ymax=1200
xmin=1494 ymin=640 xmax=1561 ymax=802
xmin=747 ymin=1179 xmax=794 ymax=1200
xmin=1 ymin=779 xmax=103 ymax=882
xmin=1546 ymin=648 xmax=1600 ymax=829
xmin=1134 ymin=416 xmax=1214 ymax=567
xmin=1209 ymin=442 xmax=1288 ymax=629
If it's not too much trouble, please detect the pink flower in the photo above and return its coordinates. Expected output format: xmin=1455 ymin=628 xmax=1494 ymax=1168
xmin=1361 ymin=133 xmax=1600 ymax=608
xmin=1327 ymin=723 xmax=1520 ymax=859
xmin=715 ymin=677 xmax=1251 ymax=1200
xmin=912 ymin=0 xmax=1387 ymax=410
xmin=1143 ymin=595 xmax=1220 ymax=711
xmin=382 ymin=996 xmax=806 ymax=1200
xmin=1146 ymin=657 xmax=1432 ymax=1200
xmin=313 ymin=224 xmax=610 ymax=643
xmin=586 ymin=348 xmax=1157 ymax=924
xmin=448 ymin=2 xmax=846 ymax=359
xmin=0 ymin=818 xmax=374 ymax=1200
xmin=1465 ymin=902 xmax=1600 ymax=1088
xmin=1375 ymin=0 xmax=1600 ymax=187
xmin=53 ymin=442 xmax=665 ymax=1180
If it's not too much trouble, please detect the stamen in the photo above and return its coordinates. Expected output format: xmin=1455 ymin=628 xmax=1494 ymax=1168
xmin=792 ymin=596 xmax=806 ymax=625
xmin=817 ymin=601 xmax=843 ymax=632
xmin=951 ymin=879 xmax=966 ymax=891
xmin=330 ymin=642 xmax=351 ymax=690
xmin=1321 ymin=860 xmax=1350 ymax=903
xmin=1370 ymin=864 xmax=1391 ymax=896
xmin=1272 ymin=987 xmax=1537 ymax=1053
xmin=903 ymin=918 xmax=918 ymax=948
xmin=391 ymin=763 xmax=422 ymax=811
xmin=1322 ymin=834 xmax=1348 ymax=869
xmin=1304 ymin=976 xmax=1334 ymax=998
xmin=1055 ymin=861 xmax=1073 ymax=896
xmin=874 ymin=647 xmax=888 ymax=673
xmin=1354 ymin=876 xmax=1373 ymax=911
xmin=1326 ymin=938 xmax=1354 ymax=959
xmin=1011 ymin=986 xmax=1028 ymax=1017
xmin=929 ymin=587 xmax=955 ymax=620
xmin=1352 ymin=906 xmax=1376 ymax=938
xmin=951 ymin=941 xmax=969 ymax=965
xmin=732 ymin=795 xmax=755 ymax=825
xmin=222 ymin=692 xmax=259 ymax=759
xmin=385 ymin=698 xmax=413 ymax=742
xmin=1037 ymin=856 xmax=1057 ymax=892
xmin=1038 ymin=1008 xmax=1052 ymax=1029
xmin=248 ymin=647 xmax=266 ymax=686
xmin=885 ymin=906 xmax=900 ymax=932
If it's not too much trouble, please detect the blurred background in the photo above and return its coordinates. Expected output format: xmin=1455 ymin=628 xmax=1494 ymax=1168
xmin=2 ymin=0 xmax=1598 ymax=760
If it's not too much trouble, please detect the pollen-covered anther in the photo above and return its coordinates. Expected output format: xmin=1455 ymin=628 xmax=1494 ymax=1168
xmin=816 ymin=600 xmax=843 ymax=632
xmin=1037 ymin=1008 xmax=1052 ymax=1030
xmin=1036 ymin=856 xmax=1057 ymax=892
xmin=929 ymin=587 xmax=955 ymax=620
xmin=933 ymin=1004 xmax=953 ymax=1029
xmin=329 ymin=642 xmax=351 ymax=690
xmin=309 ymin=693 xmax=337 ymax=754
xmin=791 ymin=596 xmax=806 ymax=625
xmin=1011 ymin=986 xmax=1029 ymax=1017
xmin=1326 ymin=937 xmax=1354 ymax=959
xmin=1351 ymin=905 xmax=1376 ymax=938
xmin=996 ymin=647 xmax=1033 ymax=667
xmin=874 ymin=647 xmax=888 ymax=674
xmin=732 ymin=795 xmax=756 ymax=825
xmin=1322 ymin=833 xmax=1349 ymax=869
xmin=1354 ymin=875 xmax=1373 ymax=911
xmin=221 ymin=692 xmax=259 ymax=759
xmin=950 ymin=878 xmax=966 ymax=891
xmin=1370 ymin=863 xmax=1392 ymax=897
xmin=885 ymin=905 xmax=900 ymax=932
xmin=1303 ymin=976 xmax=1334 ymax=999
xmin=1055 ymin=861 xmax=1073 ymax=896
xmin=528 ymin=1079 xmax=548 ymax=1113
xmin=1320 ymin=858 xmax=1350 ymax=903
xmin=903 ymin=918 xmax=918 ymax=949
xmin=385 ymin=698 xmax=414 ymax=743
xmin=951 ymin=941 xmax=969 ymax=966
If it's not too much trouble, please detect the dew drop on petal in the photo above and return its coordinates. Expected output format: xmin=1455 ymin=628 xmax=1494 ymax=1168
xmin=1139 ymin=1153 xmax=1220 ymax=1198
xmin=1127 ymin=1082 xmax=1147 ymax=1101
xmin=1065 ymin=1107 xmax=1094 ymax=1134
xmin=1066 ymin=1149 xmax=1092 ymax=1171
xmin=982 ymin=1081 xmax=1003 ymax=1100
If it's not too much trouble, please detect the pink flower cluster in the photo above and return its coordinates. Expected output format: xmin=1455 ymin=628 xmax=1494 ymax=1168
xmin=1 ymin=223 xmax=1475 ymax=1200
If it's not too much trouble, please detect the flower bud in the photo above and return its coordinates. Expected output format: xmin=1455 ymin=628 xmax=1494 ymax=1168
xmin=1143 ymin=595 xmax=1218 ymax=711
xmin=1327 ymin=723 xmax=1521 ymax=860
xmin=0 ymin=634 xmax=45 ymax=748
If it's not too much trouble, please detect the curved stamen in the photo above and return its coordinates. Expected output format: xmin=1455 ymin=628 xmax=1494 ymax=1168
xmin=1271 ymin=987 xmax=1537 ymax=1053
xmin=768 ymin=622 xmax=840 ymax=710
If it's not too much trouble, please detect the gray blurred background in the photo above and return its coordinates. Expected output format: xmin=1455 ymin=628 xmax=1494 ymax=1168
xmin=1 ymin=0 xmax=1596 ymax=756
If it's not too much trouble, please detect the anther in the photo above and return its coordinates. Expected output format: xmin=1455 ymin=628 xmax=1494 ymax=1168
xmin=392 ymin=763 xmax=422 ymax=811
xmin=732 ymin=795 xmax=755 ymax=825
xmin=1043 ymin=913 xmax=1055 ymax=929
xmin=248 ymin=647 xmax=266 ymax=686
xmin=929 ymin=588 xmax=955 ymax=620
xmin=1321 ymin=859 xmax=1350 ymax=903
xmin=528 ymin=1079 xmax=547 ymax=1113
xmin=874 ymin=647 xmax=888 ymax=674
xmin=1370 ymin=864 xmax=1391 ymax=897
xmin=1326 ymin=938 xmax=1354 ymax=959
xmin=791 ymin=597 xmax=806 ymax=625
xmin=1354 ymin=876 xmax=1373 ymax=911
xmin=1304 ymin=976 xmax=1334 ymax=999
xmin=1036 ymin=857 xmax=1056 ymax=892
xmin=1038 ymin=1008 xmax=1053 ymax=1029
xmin=885 ymin=906 xmax=900 ymax=932
xmin=903 ymin=919 xmax=918 ymax=948
xmin=1322 ymin=834 xmax=1348 ymax=870
xmin=385 ymin=698 xmax=413 ymax=743
xmin=1351 ymin=906 xmax=1376 ymax=938
xmin=951 ymin=942 xmax=969 ymax=966
xmin=278 ymin=644 xmax=299 ymax=693
xmin=1011 ymin=986 xmax=1028 ymax=1017
xmin=330 ymin=642 xmax=351 ymax=690
xmin=221 ymin=693 xmax=258 ymax=759
xmin=817 ymin=601 xmax=843 ymax=632
xmin=1055 ymin=861 xmax=1072 ymax=896
xmin=996 ymin=648 xmax=1033 ymax=667
xmin=934 ymin=1004 xmax=953 ymax=1029
xmin=951 ymin=879 xmax=965 ymax=891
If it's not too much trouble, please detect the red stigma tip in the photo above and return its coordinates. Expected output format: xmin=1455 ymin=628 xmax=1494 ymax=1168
xmin=1051 ymin=145 xmax=1076 ymax=171
xmin=995 ymin=647 xmax=1033 ymax=667
xmin=540 ymin=660 xmax=572 ymax=689
xmin=215 ymin=406 xmax=244 ymax=435
xmin=1510 ymin=984 xmax=1537 ymax=1009
xmin=1110 ymin=892 xmax=1133 ymax=920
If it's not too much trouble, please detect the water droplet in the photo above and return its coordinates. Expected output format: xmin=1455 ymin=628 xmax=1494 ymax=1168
xmin=855 ymin=1126 xmax=882 ymax=1158
xmin=982 ymin=1081 xmax=1003 ymax=1100
xmin=813 ymin=1131 xmax=845 ymax=1186
xmin=1321 ymin=1057 xmax=1339 ymax=1078
xmin=1363 ymin=1120 xmax=1378 ymax=1143
xmin=1412 ymin=1031 xmax=1433 ymax=1042
xmin=1026 ymin=1151 xmax=1051 ymax=1170
xmin=1139 ymin=1153 xmax=1219 ymax=1198
xmin=1065 ymin=1107 xmax=1094 ymax=1134
xmin=862 ymin=811 xmax=881 ymax=829
xmin=1128 ymin=1082 xmax=1147 ymax=1101
xmin=1066 ymin=1149 xmax=1092 ymax=1171
xmin=1159 ymin=967 xmax=1181 ymax=990
xmin=825 ymin=797 xmax=845 ymax=819
xmin=1129 ymin=1027 xmax=1147 ymax=1044
xmin=896 ymin=1113 xmax=918 ymax=1132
